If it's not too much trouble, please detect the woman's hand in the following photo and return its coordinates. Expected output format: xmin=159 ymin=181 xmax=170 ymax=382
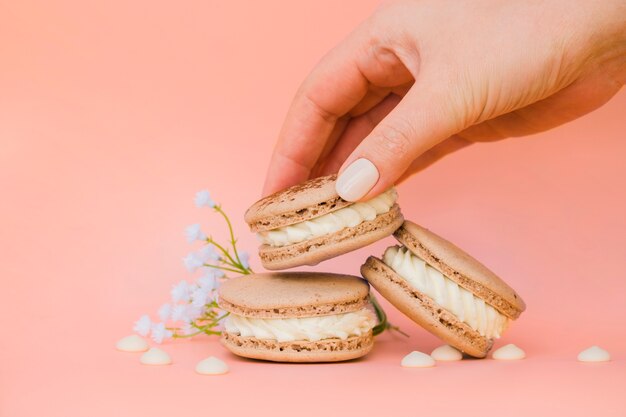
xmin=263 ymin=0 xmax=625 ymax=201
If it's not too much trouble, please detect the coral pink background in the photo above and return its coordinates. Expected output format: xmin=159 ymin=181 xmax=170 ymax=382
xmin=1 ymin=1 xmax=624 ymax=416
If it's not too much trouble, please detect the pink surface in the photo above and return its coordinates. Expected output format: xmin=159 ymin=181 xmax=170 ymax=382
xmin=1 ymin=1 xmax=625 ymax=416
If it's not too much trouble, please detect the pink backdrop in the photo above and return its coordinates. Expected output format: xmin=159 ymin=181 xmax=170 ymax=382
xmin=1 ymin=1 xmax=624 ymax=416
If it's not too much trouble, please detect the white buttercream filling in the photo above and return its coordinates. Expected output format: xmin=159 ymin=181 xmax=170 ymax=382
xmin=223 ymin=308 xmax=377 ymax=342
xmin=257 ymin=188 xmax=397 ymax=247
xmin=383 ymin=246 xmax=508 ymax=339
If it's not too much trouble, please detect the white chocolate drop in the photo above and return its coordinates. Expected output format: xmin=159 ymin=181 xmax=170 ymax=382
xmin=140 ymin=348 xmax=172 ymax=365
xmin=431 ymin=345 xmax=463 ymax=361
xmin=492 ymin=344 xmax=525 ymax=360
xmin=577 ymin=346 xmax=611 ymax=362
xmin=116 ymin=335 xmax=149 ymax=352
xmin=195 ymin=356 xmax=229 ymax=375
xmin=401 ymin=351 xmax=436 ymax=368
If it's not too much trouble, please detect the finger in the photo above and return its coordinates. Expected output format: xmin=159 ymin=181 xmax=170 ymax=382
xmin=349 ymin=86 xmax=391 ymax=117
xmin=335 ymin=82 xmax=460 ymax=201
xmin=314 ymin=83 xmax=411 ymax=175
xmin=318 ymin=94 xmax=403 ymax=176
xmin=262 ymin=35 xmax=371 ymax=196
xmin=309 ymin=116 xmax=350 ymax=178
xmin=311 ymin=82 xmax=413 ymax=178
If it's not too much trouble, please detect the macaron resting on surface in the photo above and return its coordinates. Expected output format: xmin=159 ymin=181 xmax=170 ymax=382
xmin=361 ymin=221 xmax=525 ymax=358
xmin=245 ymin=175 xmax=404 ymax=270
xmin=218 ymin=273 xmax=377 ymax=362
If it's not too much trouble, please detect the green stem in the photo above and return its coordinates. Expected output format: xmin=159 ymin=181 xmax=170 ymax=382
xmin=214 ymin=311 xmax=230 ymax=321
xmin=173 ymin=329 xmax=205 ymax=338
xmin=389 ymin=325 xmax=410 ymax=338
xmin=371 ymin=294 xmax=388 ymax=336
xmin=198 ymin=311 xmax=217 ymax=320
xmin=215 ymin=206 xmax=244 ymax=268
xmin=202 ymin=263 xmax=244 ymax=274
xmin=218 ymin=257 xmax=240 ymax=270
xmin=370 ymin=294 xmax=407 ymax=337
xmin=206 ymin=238 xmax=239 ymax=269
xmin=172 ymin=327 xmax=222 ymax=338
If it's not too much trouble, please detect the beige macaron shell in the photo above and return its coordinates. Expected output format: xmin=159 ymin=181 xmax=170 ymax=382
xmin=259 ymin=205 xmax=404 ymax=270
xmin=218 ymin=272 xmax=371 ymax=318
xmin=244 ymin=175 xmax=353 ymax=232
xmin=395 ymin=221 xmax=525 ymax=319
xmin=361 ymin=256 xmax=491 ymax=358
xmin=221 ymin=332 xmax=373 ymax=363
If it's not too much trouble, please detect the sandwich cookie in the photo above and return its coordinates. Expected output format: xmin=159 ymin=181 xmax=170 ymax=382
xmin=219 ymin=272 xmax=377 ymax=362
xmin=245 ymin=175 xmax=403 ymax=270
xmin=361 ymin=221 xmax=525 ymax=358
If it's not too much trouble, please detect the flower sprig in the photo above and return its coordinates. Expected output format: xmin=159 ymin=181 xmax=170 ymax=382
xmin=133 ymin=190 xmax=403 ymax=344
xmin=133 ymin=191 xmax=252 ymax=344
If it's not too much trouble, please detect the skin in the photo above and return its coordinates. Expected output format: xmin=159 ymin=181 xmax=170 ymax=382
xmin=263 ymin=0 xmax=626 ymax=200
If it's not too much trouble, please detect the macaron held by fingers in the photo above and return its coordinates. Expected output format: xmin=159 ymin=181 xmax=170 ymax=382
xmin=218 ymin=272 xmax=377 ymax=362
xmin=361 ymin=221 xmax=525 ymax=358
xmin=245 ymin=175 xmax=404 ymax=270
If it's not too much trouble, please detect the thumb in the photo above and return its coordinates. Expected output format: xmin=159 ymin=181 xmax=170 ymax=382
xmin=335 ymin=85 xmax=461 ymax=201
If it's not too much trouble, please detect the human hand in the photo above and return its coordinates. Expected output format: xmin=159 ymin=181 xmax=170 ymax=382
xmin=263 ymin=0 xmax=625 ymax=201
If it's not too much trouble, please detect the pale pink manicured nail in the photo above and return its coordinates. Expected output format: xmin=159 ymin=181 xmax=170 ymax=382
xmin=336 ymin=158 xmax=379 ymax=201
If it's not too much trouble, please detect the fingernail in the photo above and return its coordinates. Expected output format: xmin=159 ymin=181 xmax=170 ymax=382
xmin=336 ymin=158 xmax=379 ymax=201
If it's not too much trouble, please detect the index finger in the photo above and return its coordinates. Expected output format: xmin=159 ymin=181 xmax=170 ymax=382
xmin=262 ymin=36 xmax=370 ymax=196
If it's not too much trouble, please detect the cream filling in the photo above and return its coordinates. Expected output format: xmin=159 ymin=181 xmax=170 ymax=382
xmin=383 ymin=246 xmax=508 ymax=339
xmin=257 ymin=188 xmax=397 ymax=247
xmin=223 ymin=308 xmax=377 ymax=342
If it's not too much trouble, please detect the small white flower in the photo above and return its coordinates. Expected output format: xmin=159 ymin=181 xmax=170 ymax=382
xmin=197 ymin=272 xmax=219 ymax=292
xmin=199 ymin=267 xmax=217 ymax=279
xmin=239 ymin=251 xmax=250 ymax=269
xmin=170 ymin=280 xmax=191 ymax=302
xmin=171 ymin=304 xmax=189 ymax=322
xmin=197 ymin=245 xmax=219 ymax=262
xmin=150 ymin=322 xmax=173 ymax=344
xmin=191 ymin=287 xmax=209 ymax=308
xmin=185 ymin=305 xmax=204 ymax=321
xmin=133 ymin=314 xmax=152 ymax=336
xmin=183 ymin=252 xmax=204 ymax=273
xmin=201 ymin=267 xmax=224 ymax=279
xmin=158 ymin=303 xmax=172 ymax=321
xmin=194 ymin=190 xmax=216 ymax=208
xmin=185 ymin=223 xmax=207 ymax=243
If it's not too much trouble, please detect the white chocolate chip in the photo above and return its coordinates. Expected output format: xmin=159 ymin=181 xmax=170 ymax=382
xmin=401 ymin=351 xmax=436 ymax=368
xmin=140 ymin=348 xmax=172 ymax=365
xmin=195 ymin=356 xmax=229 ymax=375
xmin=577 ymin=346 xmax=611 ymax=362
xmin=116 ymin=335 xmax=149 ymax=352
xmin=431 ymin=345 xmax=463 ymax=361
xmin=492 ymin=344 xmax=525 ymax=360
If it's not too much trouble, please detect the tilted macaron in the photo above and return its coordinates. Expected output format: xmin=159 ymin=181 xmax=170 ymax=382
xmin=219 ymin=272 xmax=377 ymax=362
xmin=245 ymin=175 xmax=404 ymax=270
xmin=361 ymin=221 xmax=525 ymax=358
